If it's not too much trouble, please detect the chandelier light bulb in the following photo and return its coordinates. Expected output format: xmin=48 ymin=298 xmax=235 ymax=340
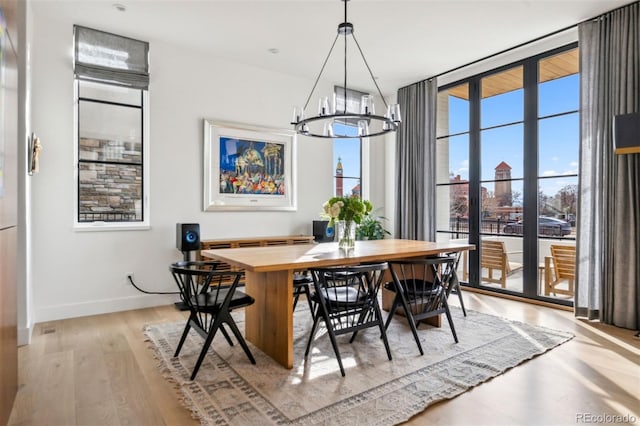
xmin=291 ymin=106 xmax=304 ymax=124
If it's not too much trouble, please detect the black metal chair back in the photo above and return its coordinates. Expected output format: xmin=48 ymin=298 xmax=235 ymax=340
xmin=305 ymin=262 xmax=391 ymax=376
xmin=385 ymin=256 xmax=459 ymax=355
xmin=293 ymin=271 xmax=315 ymax=314
xmin=169 ymin=261 xmax=256 ymax=380
xmin=444 ymin=251 xmax=467 ymax=316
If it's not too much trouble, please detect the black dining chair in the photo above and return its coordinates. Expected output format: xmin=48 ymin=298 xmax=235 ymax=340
xmin=292 ymin=271 xmax=315 ymax=314
xmin=305 ymin=262 xmax=391 ymax=376
xmin=445 ymin=251 xmax=467 ymax=316
xmin=385 ymin=255 xmax=459 ymax=356
xmin=170 ymin=260 xmax=256 ymax=380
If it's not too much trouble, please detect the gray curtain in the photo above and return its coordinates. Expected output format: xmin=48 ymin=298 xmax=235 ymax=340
xmin=576 ymin=1 xmax=640 ymax=330
xmin=395 ymin=79 xmax=438 ymax=240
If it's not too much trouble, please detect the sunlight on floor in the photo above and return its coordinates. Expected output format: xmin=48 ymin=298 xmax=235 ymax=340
xmin=573 ymin=320 xmax=640 ymax=355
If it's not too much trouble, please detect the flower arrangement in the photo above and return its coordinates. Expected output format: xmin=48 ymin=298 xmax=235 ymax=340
xmin=321 ymin=196 xmax=373 ymax=226
xmin=321 ymin=196 xmax=373 ymax=250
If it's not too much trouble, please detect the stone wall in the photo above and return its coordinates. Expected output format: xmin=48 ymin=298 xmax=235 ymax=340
xmin=78 ymin=138 xmax=142 ymax=222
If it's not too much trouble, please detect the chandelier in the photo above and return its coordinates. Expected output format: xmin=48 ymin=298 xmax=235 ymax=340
xmin=291 ymin=0 xmax=401 ymax=139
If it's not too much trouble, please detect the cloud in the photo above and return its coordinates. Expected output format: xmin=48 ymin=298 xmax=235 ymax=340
xmin=542 ymin=170 xmax=557 ymax=176
xmin=569 ymin=161 xmax=578 ymax=167
xmin=551 ymin=156 xmax=559 ymax=162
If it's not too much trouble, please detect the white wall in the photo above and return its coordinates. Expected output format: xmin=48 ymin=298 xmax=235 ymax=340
xmin=29 ymin=9 xmax=388 ymax=323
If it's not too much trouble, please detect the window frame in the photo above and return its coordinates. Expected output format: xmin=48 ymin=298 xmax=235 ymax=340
xmin=435 ymin=43 xmax=578 ymax=307
xmin=73 ymin=80 xmax=150 ymax=231
xmin=332 ymin=122 xmax=368 ymax=199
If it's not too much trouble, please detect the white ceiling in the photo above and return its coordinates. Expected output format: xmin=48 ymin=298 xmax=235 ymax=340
xmin=34 ymin=0 xmax=633 ymax=94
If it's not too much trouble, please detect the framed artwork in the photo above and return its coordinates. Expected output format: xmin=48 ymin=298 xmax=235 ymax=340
xmin=203 ymin=119 xmax=297 ymax=211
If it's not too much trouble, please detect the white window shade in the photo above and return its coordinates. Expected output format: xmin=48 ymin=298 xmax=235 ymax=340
xmin=334 ymin=86 xmax=369 ymax=126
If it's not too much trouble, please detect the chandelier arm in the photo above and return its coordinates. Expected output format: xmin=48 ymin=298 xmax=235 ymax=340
xmin=351 ymin=32 xmax=389 ymax=109
xmin=302 ymin=33 xmax=341 ymax=111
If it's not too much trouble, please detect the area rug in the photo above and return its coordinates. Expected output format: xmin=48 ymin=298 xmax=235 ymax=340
xmin=144 ymin=306 xmax=573 ymax=425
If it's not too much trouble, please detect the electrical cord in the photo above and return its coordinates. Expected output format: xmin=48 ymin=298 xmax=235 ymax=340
xmin=127 ymin=275 xmax=180 ymax=295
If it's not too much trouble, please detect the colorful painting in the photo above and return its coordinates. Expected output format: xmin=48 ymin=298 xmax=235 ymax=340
xmin=218 ymin=138 xmax=286 ymax=196
xmin=203 ymin=120 xmax=296 ymax=211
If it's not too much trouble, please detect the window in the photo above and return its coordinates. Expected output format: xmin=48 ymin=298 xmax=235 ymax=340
xmin=333 ymin=86 xmax=364 ymax=197
xmin=73 ymin=26 xmax=150 ymax=229
xmin=436 ymin=44 xmax=579 ymax=306
xmin=333 ymin=123 xmax=361 ymax=197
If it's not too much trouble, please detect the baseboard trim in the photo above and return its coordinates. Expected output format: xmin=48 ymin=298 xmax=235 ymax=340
xmin=35 ymin=294 xmax=179 ymax=323
xmin=461 ymin=286 xmax=574 ymax=312
xmin=18 ymin=325 xmax=32 ymax=346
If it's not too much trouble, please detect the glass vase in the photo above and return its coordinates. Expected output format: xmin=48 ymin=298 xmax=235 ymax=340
xmin=337 ymin=220 xmax=356 ymax=252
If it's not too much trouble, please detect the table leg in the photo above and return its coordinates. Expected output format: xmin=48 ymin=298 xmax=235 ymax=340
xmin=244 ymin=270 xmax=294 ymax=368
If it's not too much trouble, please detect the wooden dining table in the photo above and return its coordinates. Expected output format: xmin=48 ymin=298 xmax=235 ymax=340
xmin=201 ymin=238 xmax=474 ymax=368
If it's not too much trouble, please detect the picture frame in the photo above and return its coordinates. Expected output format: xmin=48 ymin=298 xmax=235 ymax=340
xmin=203 ymin=119 xmax=297 ymax=211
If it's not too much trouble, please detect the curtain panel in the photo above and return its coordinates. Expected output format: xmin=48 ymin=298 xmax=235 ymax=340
xmin=577 ymin=1 xmax=640 ymax=329
xmin=395 ymin=79 xmax=438 ymax=241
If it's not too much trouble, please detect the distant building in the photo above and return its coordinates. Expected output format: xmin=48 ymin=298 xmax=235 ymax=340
xmin=351 ymin=183 xmax=361 ymax=197
xmin=494 ymin=161 xmax=512 ymax=206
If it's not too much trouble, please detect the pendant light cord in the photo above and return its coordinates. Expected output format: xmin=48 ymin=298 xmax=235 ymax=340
xmin=343 ymin=0 xmax=348 ymax=112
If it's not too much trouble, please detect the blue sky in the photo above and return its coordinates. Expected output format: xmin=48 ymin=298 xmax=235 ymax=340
xmin=445 ymin=73 xmax=579 ymax=197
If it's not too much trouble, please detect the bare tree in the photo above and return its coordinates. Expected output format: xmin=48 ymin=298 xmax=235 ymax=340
xmin=559 ymin=184 xmax=578 ymax=215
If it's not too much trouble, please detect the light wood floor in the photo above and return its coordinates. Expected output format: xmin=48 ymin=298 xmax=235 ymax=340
xmin=8 ymin=293 xmax=640 ymax=426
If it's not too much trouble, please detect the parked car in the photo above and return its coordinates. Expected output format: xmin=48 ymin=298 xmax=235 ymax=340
xmin=502 ymin=216 xmax=572 ymax=236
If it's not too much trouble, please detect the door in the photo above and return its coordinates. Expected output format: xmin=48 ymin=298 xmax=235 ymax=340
xmin=0 ymin=1 xmax=19 ymax=423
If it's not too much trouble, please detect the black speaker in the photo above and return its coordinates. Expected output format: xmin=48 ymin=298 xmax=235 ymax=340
xmin=614 ymin=112 xmax=640 ymax=154
xmin=313 ymin=220 xmax=334 ymax=242
xmin=176 ymin=223 xmax=200 ymax=252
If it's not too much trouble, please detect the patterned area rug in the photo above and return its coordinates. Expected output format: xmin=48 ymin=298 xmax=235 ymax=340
xmin=144 ymin=306 xmax=572 ymax=425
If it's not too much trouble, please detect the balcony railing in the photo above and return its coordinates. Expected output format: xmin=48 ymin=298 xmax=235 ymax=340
xmin=79 ymin=211 xmax=141 ymax=222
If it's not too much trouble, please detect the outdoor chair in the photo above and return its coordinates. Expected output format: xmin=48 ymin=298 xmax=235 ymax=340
xmin=544 ymin=245 xmax=575 ymax=297
xmin=305 ymin=262 xmax=391 ymax=377
xmin=170 ymin=261 xmax=256 ymax=380
xmin=480 ymin=240 xmax=522 ymax=288
xmin=385 ymin=255 xmax=460 ymax=355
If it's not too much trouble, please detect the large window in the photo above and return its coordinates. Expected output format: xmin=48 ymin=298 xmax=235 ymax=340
xmin=333 ymin=123 xmax=361 ymax=197
xmin=73 ymin=26 xmax=150 ymax=229
xmin=332 ymin=86 xmax=363 ymax=197
xmin=77 ymin=81 xmax=147 ymax=223
xmin=436 ymin=44 xmax=579 ymax=305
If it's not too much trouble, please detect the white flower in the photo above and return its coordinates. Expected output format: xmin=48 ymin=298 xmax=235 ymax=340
xmin=329 ymin=203 xmax=341 ymax=218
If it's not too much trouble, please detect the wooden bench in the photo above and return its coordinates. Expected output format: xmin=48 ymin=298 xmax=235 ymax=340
xmin=196 ymin=235 xmax=314 ymax=285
